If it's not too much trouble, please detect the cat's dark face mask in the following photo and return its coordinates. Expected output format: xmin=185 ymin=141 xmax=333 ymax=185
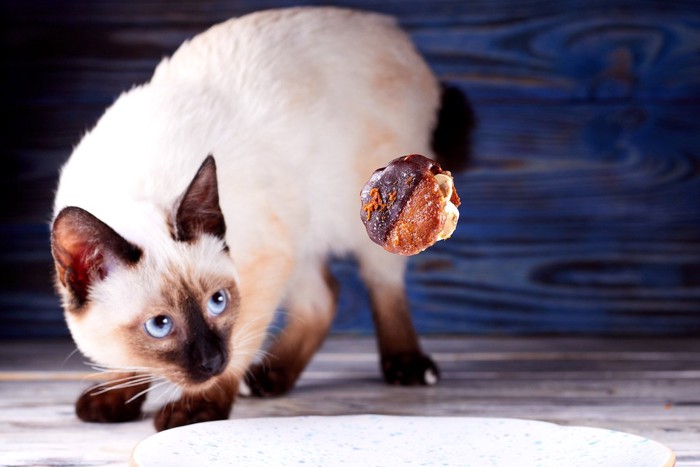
xmin=147 ymin=279 xmax=239 ymax=387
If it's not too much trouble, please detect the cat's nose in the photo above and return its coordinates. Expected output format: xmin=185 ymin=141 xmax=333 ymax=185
xmin=199 ymin=352 xmax=225 ymax=377
xmin=189 ymin=340 xmax=227 ymax=381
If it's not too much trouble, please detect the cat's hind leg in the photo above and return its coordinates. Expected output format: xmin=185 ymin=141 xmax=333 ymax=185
xmin=243 ymin=262 xmax=338 ymax=397
xmin=357 ymin=248 xmax=440 ymax=386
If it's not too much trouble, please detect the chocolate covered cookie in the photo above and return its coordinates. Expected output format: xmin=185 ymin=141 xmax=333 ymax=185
xmin=360 ymin=154 xmax=460 ymax=255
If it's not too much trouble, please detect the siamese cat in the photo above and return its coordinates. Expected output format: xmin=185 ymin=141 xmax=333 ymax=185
xmin=51 ymin=7 xmax=467 ymax=431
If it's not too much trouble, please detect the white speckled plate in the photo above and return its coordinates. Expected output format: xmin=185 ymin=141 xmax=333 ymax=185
xmin=130 ymin=415 xmax=675 ymax=467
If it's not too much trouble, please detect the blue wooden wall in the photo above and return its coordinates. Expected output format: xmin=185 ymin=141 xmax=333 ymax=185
xmin=1 ymin=0 xmax=699 ymax=337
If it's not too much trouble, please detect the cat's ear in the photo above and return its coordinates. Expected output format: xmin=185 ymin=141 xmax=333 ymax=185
xmin=173 ymin=155 xmax=226 ymax=242
xmin=51 ymin=207 xmax=143 ymax=307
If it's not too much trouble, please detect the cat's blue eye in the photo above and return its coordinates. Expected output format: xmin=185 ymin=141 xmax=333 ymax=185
xmin=145 ymin=315 xmax=174 ymax=338
xmin=207 ymin=289 xmax=229 ymax=316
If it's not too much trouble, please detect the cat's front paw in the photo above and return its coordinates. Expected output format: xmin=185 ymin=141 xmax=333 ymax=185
xmin=381 ymin=352 xmax=440 ymax=386
xmin=154 ymin=397 xmax=231 ymax=431
xmin=243 ymin=363 xmax=297 ymax=398
xmin=75 ymin=384 xmax=147 ymax=423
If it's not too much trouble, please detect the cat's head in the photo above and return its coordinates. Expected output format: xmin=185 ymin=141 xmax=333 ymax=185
xmin=51 ymin=156 xmax=240 ymax=389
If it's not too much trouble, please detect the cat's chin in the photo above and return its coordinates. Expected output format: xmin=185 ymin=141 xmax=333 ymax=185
xmin=174 ymin=372 xmax=233 ymax=395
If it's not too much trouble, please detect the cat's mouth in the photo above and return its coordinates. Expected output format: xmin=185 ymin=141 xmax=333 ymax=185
xmin=168 ymin=364 xmax=229 ymax=392
xmin=160 ymin=340 xmax=230 ymax=389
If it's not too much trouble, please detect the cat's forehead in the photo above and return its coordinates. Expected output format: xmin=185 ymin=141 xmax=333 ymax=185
xmin=147 ymin=234 xmax=239 ymax=291
xmin=79 ymin=234 xmax=236 ymax=331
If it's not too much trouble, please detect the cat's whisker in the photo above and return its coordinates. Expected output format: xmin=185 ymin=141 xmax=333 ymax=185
xmin=92 ymin=374 xmax=158 ymax=389
xmin=231 ymin=321 xmax=273 ymax=346
xmin=84 ymin=371 xmax=159 ymax=387
xmin=89 ymin=379 xmax=152 ymax=394
xmin=87 ymin=371 xmax=154 ymax=384
xmin=231 ymin=361 xmax=254 ymax=376
xmin=233 ymin=346 xmax=273 ymax=363
xmin=61 ymin=348 xmax=82 ymax=368
xmin=83 ymin=362 xmax=162 ymax=388
xmin=154 ymin=382 xmax=181 ymax=405
xmin=87 ymin=362 xmax=155 ymax=374
xmin=231 ymin=334 xmax=271 ymax=355
xmin=231 ymin=346 xmax=275 ymax=372
xmin=125 ymin=378 xmax=171 ymax=404
xmin=231 ymin=345 xmax=279 ymax=378
xmin=89 ymin=375 xmax=162 ymax=395
xmin=231 ymin=313 xmax=273 ymax=340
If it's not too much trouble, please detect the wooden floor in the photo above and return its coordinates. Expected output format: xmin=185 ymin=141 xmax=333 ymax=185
xmin=1 ymin=336 xmax=699 ymax=466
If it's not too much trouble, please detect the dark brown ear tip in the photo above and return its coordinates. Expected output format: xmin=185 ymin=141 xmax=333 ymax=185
xmin=52 ymin=206 xmax=143 ymax=263
xmin=202 ymin=154 xmax=217 ymax=171
xmin=173 ymin=155 xmax=227 ymax=242
xmin=52 ymin=207 xmax=88 ymax=240
xmin=191 ymin=155 xmax=219 ymax=186
xmin=51 ymin=205 xmax=143 ymax=306
xmin=53 ymin=206 xmax=79 ymax=223
xmin=53 ymin=206 xmax=98 ymax=226
xmin=51 ymin=207 xmax=105 ymax=249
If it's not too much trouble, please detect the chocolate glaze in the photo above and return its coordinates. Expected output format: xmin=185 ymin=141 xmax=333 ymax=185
xmin=360 ymin=154 xmax=444 ymax=247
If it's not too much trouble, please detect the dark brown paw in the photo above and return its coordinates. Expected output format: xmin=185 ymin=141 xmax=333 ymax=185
xmin=154 ymin=397 xmax=231 ymax=431
xmin=242 ymin=363 xmax=297 ymax=398
xmin=381 ymin=352 xmax=440 ymax=386
xmin=75 ymin=383 xmax=147 ymax=423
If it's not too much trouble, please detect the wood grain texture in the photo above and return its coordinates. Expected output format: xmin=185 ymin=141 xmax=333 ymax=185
xmin=1 ymin=337 xmax=699 ymax=466
xmin=1 ymin=0 xmax=698 ymax=337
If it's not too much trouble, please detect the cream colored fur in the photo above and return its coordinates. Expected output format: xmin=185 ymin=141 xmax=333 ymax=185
xmin=53 ymin=7 xmax=440 ymax=385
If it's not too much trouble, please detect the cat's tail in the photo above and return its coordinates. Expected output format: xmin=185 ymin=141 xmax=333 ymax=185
xmin=430 ymin=84 xmax=475 ymax=173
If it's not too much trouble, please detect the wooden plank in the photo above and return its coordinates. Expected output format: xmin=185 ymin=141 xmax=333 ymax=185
xmin=1 ymin=0 xmax=699 ymax=337
xmin=415 ymin=15 xmax=700 ymax=101
xmin=27 ymin=4 xmax=700 ymax=97
xmin=9 ymin=103 xmax=699 ymax=338
xmin=5 ymin=5 xmax=699 ymax=104
xmin=1 ymin=337 xmax=699 ymax=465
